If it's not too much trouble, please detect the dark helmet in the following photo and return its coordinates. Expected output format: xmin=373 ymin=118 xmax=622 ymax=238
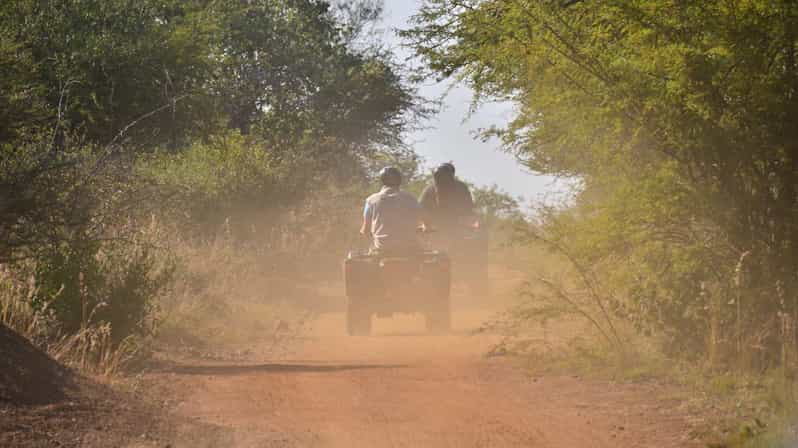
xmin=379 ymin=166 xmax=402 ymax=187
xmin=433 ymin=162 xmax=455 ymax=184
xmin=434 ymin=162 xmax=455 ymax=176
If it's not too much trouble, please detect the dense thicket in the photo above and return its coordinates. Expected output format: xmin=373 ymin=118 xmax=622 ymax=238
xmin=0 ymin=0 xmax=418 ymax=348
xmin=405 ymin=0 xmax=798 ymax=368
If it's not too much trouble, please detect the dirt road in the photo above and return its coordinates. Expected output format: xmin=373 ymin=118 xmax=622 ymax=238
xmin=150 ymin=311 xmax=702 ymax=448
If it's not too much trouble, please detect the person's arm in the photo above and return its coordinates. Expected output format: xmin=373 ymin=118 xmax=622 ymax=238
xmin=360 ymin=200 xmax=373 ymax=236
xmin=460 ymin=182 xmax=479 ymax=227
xmin=411 ymin=195 xmax=424 ymax=229
xmin=418 ymin=185 xmax=436 ymax=227
xmin=419 ymin=185 xmax=436 ymax=210
xmin=463 ymin=183 xmax=475 ymax=212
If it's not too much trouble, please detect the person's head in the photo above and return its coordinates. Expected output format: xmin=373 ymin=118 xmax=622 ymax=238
xmin=433 ymin=162 xmax=455 ymax=186
xmin=379 ymin=166 xmax=402 ymax=188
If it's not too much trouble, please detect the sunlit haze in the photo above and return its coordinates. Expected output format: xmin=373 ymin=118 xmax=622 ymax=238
xmin=381 ymin=0 xmax=563 ymax=203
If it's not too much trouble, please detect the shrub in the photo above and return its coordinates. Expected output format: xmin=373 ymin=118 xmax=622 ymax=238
xmin=31 ymin=237 xmax=174 ymax=344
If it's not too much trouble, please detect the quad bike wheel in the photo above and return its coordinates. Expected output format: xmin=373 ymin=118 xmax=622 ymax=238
xmin=425 ymin=285 xmax=451 ymax=333
xmin=424 ymin=259 xmax=451 ymax=334
xmin=346 ymin=298 xmax=372 ymax=336
xmin=465 ymin=265 xmax=490 ymax=298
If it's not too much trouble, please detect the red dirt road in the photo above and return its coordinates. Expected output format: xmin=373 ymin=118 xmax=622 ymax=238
xmin=151 ymin=311 xmax=701 ymax=448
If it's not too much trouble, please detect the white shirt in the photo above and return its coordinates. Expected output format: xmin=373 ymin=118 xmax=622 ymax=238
xmin=363 ymin=187 xmax=421 ymax=251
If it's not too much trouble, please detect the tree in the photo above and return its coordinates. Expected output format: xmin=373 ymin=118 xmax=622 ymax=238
xmin=0 ymin=0 xmax=420 ymax=258
xmin=405 ymin=0 xmax=798 ymax=363
xmin=0 ymin=0 xmax=422 ymax=350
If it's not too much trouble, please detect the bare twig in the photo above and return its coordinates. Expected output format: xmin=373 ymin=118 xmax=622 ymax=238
xmin=538 ymin=277 xmax=617 ymax=348
xmin=527 ymin=228 xmax=624 ymax=350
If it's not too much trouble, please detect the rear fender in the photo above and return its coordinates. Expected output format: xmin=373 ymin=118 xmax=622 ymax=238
xmin=378 ymin=258 xmax=420 ymax=283
xmin=344 ymin=256 xmax=381 ymax=298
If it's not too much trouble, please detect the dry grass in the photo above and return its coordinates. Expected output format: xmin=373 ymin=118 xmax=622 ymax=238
xmin=0 ymin=265 xmax=143 ymax=376
xmin=1 ymin=215 xmax=322 ymax=377
xmin=153 ymin=226 xmax=318 ymax=356
xmin=0 ymin=265 xmax=53 ymax=341
xmin=49 ymin=324 xmax=144 ymax=376
xmin=489 ymin=307 xmax=798 ymax=447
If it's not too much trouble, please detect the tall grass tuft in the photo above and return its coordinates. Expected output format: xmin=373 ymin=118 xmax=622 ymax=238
xmin=0 ymin=254 xmax=159 ymax=376
xmin=0 ymin=264 xmax=57 ymax=343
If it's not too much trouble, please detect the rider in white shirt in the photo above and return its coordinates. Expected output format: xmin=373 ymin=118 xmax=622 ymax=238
xmin=360 ymin=166 xmax=421 ymax=253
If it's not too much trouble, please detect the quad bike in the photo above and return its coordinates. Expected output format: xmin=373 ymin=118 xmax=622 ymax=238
xmin=431 ymin=220 xmax=489 ymax=298
xmin=343 ymin=238 xmax=451 ymax=336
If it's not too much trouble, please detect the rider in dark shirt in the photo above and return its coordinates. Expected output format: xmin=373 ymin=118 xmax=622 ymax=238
xmin=419 ymin=163 xmax=475 ymax=233
xmin=420 ymin=163 xmax=488 ymax=297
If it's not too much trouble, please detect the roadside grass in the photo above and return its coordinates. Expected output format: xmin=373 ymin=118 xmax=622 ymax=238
xmin=0 ymin=265 xmax=146 ymax=376
xmin=726 ymin=372 xmax=798 ymax=448
xmin=492 ymin=316 xmax=798 ymax=447
xmin=1 ymin=225 xmax=319 ymax=378
xmin=156 ymin=297 xmax=311 ymax=357
xmin=0 ymin=265 xmax=49 ymax=341
xmin=152 ymin=233 xmax=317 ymax=358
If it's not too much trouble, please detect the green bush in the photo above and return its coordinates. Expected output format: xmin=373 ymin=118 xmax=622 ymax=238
xmin=31 ymin=238 xmax=174 ymax=344
xmin=0 ymin=0 xmax=420 ymax=374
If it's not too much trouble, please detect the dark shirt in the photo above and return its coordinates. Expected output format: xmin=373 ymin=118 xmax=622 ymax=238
xmin=419 ymin=179 xmax=474 ymax=228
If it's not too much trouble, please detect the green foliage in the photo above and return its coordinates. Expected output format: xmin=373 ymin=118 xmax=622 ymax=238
xmin=140 ymin=132 xmax=294 ymax=229
xmin=0 ymin=0 xmax=419 ymax=256
xmin=406 ymin=0 xmax=798 ymax=367
xmin=0 ymin=30 xmax=47 ymax=143
xmin=0 ymin=0 xmax=220 ymax=147
xmin=0 ymin=0 xmax=421 ymax=365
xmin=1 ymin=134 xmax=101 ymax=261
xmin=471 ymin=184 xmax=524 ymax=225
xmin=30 ymin=238 xmax=174 ymax=343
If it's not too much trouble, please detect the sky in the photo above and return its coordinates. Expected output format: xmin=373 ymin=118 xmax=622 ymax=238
xmin=379 ymin=0 xmax=564 ymax=203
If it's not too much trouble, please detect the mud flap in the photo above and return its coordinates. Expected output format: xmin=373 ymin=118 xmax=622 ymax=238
xmin=423 ymin=255 xmax=451 ymax=333
xmin=346 ymin=297 xmax=372 ymax=336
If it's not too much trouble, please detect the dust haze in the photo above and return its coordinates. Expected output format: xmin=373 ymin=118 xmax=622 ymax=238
xmin=138 ymin=239 xmax=698 ymax=448
xmin=3 ymin=1 xmax=795 ymax=447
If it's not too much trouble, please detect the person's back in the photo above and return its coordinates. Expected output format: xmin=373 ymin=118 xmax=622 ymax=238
xmin=420 ymin=163 xmax=474 ymax=231
xmin=362 ymin=167 xmax=421 ymax=253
